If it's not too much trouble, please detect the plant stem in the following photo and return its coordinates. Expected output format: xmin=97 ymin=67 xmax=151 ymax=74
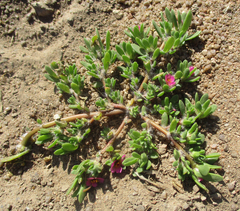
xmin=128 ymin=74 xmax=149 ymax=107
xmin=111 ymin=103 xmax=127 ymax=110
xmin=138 ymin=74 xmax=149 ymax=94
xmin=20 ymin=109 xmax=125 ymax=147
xmin=141 ymin=116 xmax=196 ymax=168
xmin=99 ymin=116 xmax=128 ymax=156
xmin=135 ymin=172 xmax=166 ymax=190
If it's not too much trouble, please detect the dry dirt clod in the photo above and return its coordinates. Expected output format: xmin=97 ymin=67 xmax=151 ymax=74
xmin=31 ymin=1 xmax=54 ymax=17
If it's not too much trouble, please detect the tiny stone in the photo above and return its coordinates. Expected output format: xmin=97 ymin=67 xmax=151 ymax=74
xmin=194 ymin=202 xmax=206 ymax=211
xmin=5 ymin=107 xmax=12 ymax=113
xmin=177 ymin=194 xmax=190 ymax=201
xmin=201 ymin=195 xmax=207 ymax=202
xmin=135 ymin=205 xmax=145 ymax=211
xmin=203 ymin=64 xmax=212 ymax=73
xmin=228 ymin=181 xmax=236 ymax=191
xmin=231 ymin=152 xmax=238 ymax=158
xmin=48 ymin=181 xmax=54 ymax=187
xmin=85 ymin=207 xmax=93 ymax=211
xmin=211 ymin=193 xmax=222 ymax=201
xmin=41 ymin=181 xmax=47 ymax=186
xmin=6 ymin=204 xmax=12 ymax=210
xmin=147 ymin=185 xmax=160 ymax=193
xmin=3 ymin=174 xmax=11 ymax=181
xmin=149 ymin=191 xmax=156 ymax=197
xmin=21 ymin=41 xmax=27 ymax=47
xmin=219 ymin=134 xmax=225 ymax=142
xmin=192 ymin=184 xmax=200 ymax=193
xmin=210 ymin=144 xmax=218 ymax=149
xmin=182 ymin=202 xmax=189 ymax=210
xmin=45 ymin=196 xmax=52 ymax=203
xmin=161 ymin=190 xmax=167 ymax=200
xmin=132 ymin=192 xmax=138 ymax=196
xmin=158 ymin=144 xmax=167 ymax=155
xmin=43 ymin=99 xmax=49 ymax=105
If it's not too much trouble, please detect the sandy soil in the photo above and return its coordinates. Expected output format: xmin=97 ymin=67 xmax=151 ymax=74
xmin=0 ymin=0 xmax=240 ymax=210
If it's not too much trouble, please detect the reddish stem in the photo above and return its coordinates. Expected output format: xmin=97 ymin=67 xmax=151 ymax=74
xmin=20 ymin=109 xmax=125 ymax=147
xmin=99 ymin=116 xmax=128 ymax=156
xmin=142 ymin=116 xmax=196 ymax=168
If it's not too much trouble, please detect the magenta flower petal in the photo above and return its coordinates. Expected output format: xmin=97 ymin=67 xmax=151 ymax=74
xmin=111 ymin=155 xmax=126 ymax=174
xmin=138 ymin=26 xmax=141 ymax=30
xmin=121 ymin=155 xmax=126 ymax=161
xmin=91 ymin=182 xmax=98 ymax=187
xmin=189 ymin=66 xmax=194 ymax=72
xmin=97 ymin=177 xmax=104 ymax=183
xmin=115 ymin=167 xmax=123 ymax=174
xmin=86 ymin=177 xmax=104 ymax=187
xmin=165 ymin=74 xmax=176 ymax=87
xmin=86 ymin=177 xmax=94 ymax=186
xmin=111 ymin=160 xmax=117 ymax=173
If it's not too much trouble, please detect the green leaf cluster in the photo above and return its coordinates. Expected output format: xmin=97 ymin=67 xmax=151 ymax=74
xmin=175 ymin=60 xmax=200 ymax=82
xmin=95 ymin=97 xmax=108 ymax=110
xmin=153 ymin=9 xmax=201 ymax=53
xmin=125 ymin=24 xmax=151 ymax=44
xmin=36 ymin=119 xmax=90 ymax=155
xmin=173 ymin=149 xmax=222 ymax=192
xmin=45 ymin=63 xmax=85 ymax=96
xmin=67 ymin=160 xmax=102 ymax=203
xmin=123 ymin=129 xmax=158 ymax=173
xmin=116 ymin=42 xmax=136 ymax=65
xmin=100 ymin=127 xmax=113 ymax=140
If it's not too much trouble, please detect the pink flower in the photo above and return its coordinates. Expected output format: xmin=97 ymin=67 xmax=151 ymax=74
xmin=138 ymin=26 xmax=141 ymax=30
xmin=189 ymin=66 xmax=196 ymax=76
xmin=111 ymin=155 xmax=126 ymax=173
xmin=198 ymin=178 xmax=203 ymax=183
xmin=86 ymin=177 xmax=104 ymax=187
xmin=165 ymin=74 xmax=176 ymax=87
xmin=189 ymin=66 xmax=194 ymax=72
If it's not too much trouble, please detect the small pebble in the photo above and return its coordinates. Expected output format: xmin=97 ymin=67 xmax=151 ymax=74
xmin=42 ymin=99 xmax=49 ymax=105
xmin=147 ymin=185 xmax=160 ymax=193
xmin=211 ymin=193 xmax=222 ymax=201
xmin=210 ymin=144 xmax=218 ymax=149
xmin=228 ymin=181 xmax=236 ymax=191
xmin=203 ymin=64 xmax=212 ymax=73
xmin=231 ymin=152 xmax=238 ymax=158
xmin=135 ymin=205 xmax=145 ymax=211
xmin=48 ymin=181 xmax=54 ymax=187
xmin=219 ymin=134 xmax=225 ymax=142
xmin=161 ymin=190 xmax=167 ymax=200
xmin=182 ymin=202 xmax=189 ymax=210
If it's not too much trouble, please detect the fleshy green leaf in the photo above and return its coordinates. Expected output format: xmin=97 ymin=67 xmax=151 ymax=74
xmin=57 ymin=83 xmax=71 ymax=94
xmin=181 ymin=10 xmax=192 ymax=34
xmin=161 ymin=112 xmax=168 ymax=126
xmin=170 ymin=119 xmax=177 ymax=133
xmin=45 ymin=66 xmax=58 ymax=78
xmin=132 ymin=152 xmax=141 ymax=159
xmin=200 ymin=94 xmax=209 ymax=104
xmin=186 ymin=31 xmax=201 ymax=41
xmin=163 ymin=37 xmax=175 ymax=53
xmin=122 ymin=157 xmax=139 ymax=166
xmin=62 ymin=143 xmax=78 ymax=152
xmin=174 ymin=149 xmax=180 ymax=160
xmin=106 ymin=31 xmax=110 ymax=51
xmin=198 ymin=165 xmax=210 ymax=176
xmin=152 ymin=48 xmax=160 ymax=60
